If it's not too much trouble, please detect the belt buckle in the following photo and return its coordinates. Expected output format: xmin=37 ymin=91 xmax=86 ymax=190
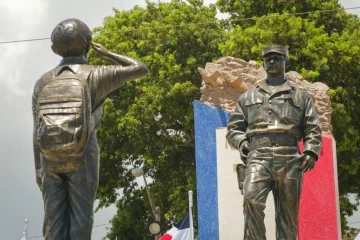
xmin=262 ymin=137 xmax=271 ymax=147
xmin=270 ymin=138 xmax=278 ymax=147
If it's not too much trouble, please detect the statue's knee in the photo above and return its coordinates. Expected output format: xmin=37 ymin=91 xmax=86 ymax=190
xmin=244 ymin=197 xmax=266 ymax=210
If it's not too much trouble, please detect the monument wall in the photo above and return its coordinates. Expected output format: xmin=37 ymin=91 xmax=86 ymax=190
xmin=194 ymin=57 xmax=341 ymax=240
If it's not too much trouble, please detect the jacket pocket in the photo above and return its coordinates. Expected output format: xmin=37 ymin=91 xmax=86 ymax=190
xmin=244 ymin=94 xmax=264 ymax=125
xmin=283 ymin=95 xmax=303 ymax=125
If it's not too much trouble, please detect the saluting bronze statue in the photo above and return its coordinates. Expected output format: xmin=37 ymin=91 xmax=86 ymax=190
xmin=227 ymin=45 xmax=322 ymax=240
xmin=32 ymin=18 xmax=148 ymax=239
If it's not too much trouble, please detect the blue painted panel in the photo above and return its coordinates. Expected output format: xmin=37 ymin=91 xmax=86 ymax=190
xmin=193 ymin=101 xmax=230 ymax=240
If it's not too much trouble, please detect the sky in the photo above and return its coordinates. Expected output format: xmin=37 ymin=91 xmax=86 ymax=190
xmin=0 ymin=0 xmax=359 ymax=239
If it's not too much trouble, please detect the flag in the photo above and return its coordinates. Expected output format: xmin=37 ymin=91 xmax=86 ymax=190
xmin=160 ymin=214 xmax=191 ymax=240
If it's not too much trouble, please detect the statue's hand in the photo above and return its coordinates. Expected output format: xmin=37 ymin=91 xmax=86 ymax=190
xmin=91 ymin=42 xmax=109 ymax=56
xmin=298 ymin=153 xmax=317 ymax=172
xmin=36 ymin=168 xmax=43 ymax=192
xmin=239 ymin=140 xmax=250 ymax=164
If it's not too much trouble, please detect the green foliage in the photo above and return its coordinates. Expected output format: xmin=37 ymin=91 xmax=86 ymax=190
xmin=90 ymin=0 xmax=223 ymax=238
xmin=216 ymin=0 xmax=352 ymax=34
xmin=91 ymin=0 xmax=360 ymax=237
xmin=106 ymin=190 xmax=150 ymax=240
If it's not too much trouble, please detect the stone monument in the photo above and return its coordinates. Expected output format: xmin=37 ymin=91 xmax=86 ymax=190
xmin=194 ymin=51 xmax=340 ymax=239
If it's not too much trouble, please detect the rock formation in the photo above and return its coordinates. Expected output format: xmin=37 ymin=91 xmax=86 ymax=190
xmin=198 ymin=57 xmax=332 ymax=134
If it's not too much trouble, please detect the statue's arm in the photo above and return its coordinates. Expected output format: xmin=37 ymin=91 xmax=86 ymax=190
xmin=90 ymin=43 xmax=149 ymax=102
xmin=301 ymin=92 xmax=322 ymax=159
xmin=226 ymin=96 xmax=248 ymax=150
xmin=32 ymin=93 xmax=42 ymax=191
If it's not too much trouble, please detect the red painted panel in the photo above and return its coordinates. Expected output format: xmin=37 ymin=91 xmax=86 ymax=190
xmin=298 ymin=135 xmax=340 ymax=240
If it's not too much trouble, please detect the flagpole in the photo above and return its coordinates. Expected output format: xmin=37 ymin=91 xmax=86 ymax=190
xmin=23 ymin=219 xmax=28 ymax=240
xmin=188 ymin=190 xmax=194 ymax=240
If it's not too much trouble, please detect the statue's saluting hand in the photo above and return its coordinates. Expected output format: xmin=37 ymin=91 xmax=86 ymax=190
xmin=91 ymin=42 xmax=109 ymax=56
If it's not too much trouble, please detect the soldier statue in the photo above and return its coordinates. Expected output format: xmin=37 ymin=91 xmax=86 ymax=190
xmin=32 ymin=18 xmax=148 ymax=239
xmin=227 ymin=45 xmax=322 ymax=240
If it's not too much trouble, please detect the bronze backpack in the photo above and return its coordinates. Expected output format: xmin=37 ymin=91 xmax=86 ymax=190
xmin=36 ymin=65 xmax=94 ymax=162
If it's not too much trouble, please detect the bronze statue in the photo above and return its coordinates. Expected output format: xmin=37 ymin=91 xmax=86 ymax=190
xmin=32 ymin=18 xmax=149 ymax=239
xmin=226 ymin=45 xmax=322 ymax=240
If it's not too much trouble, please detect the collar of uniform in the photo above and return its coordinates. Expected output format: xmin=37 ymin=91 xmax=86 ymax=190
xmin=256 ymin=78 xmax=294 ymax=95
xmin=54 ymin=57 xmax=88 ymax=76
xmin=256 ymin=79 xmax=271 ymax=94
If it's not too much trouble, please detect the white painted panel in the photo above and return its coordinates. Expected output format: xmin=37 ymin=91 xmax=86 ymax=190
xmin=216 ymin=128 xmax=276 ymax=240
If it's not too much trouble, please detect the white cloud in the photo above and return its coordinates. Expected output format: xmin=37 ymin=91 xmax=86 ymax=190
xmin=0 ymin=43 xmax=30 ymax=96
xmin=1 ymin=0 xmax=48 ymax=31
xmin=0 ymin=0 xmax=48 ymax=96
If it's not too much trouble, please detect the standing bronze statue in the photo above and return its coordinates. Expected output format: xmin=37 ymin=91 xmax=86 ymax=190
xmin=32 ymin=18 xmax=148 ymax=239
xmin=226 ymin=45 xmax=322 ymax=240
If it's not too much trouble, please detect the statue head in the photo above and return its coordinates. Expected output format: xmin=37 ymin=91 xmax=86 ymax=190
xmin=262 ymin=45 xmax=289 ymax=77
xmin=51 ymin=18 xmax=92 ymax=58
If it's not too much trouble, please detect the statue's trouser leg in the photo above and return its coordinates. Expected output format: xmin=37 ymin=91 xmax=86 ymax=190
xmin=273 ymin=154 xmax=303 ymax=240
xmin=243 ymin=147 xmax=301 ymax=240
xmin=243 ymin=161 xmax=272 ymax=240
xmin=42 ymin=172 xmax=69 ymax=240
xmin=42 ymin=133 xmax=100 ymax=240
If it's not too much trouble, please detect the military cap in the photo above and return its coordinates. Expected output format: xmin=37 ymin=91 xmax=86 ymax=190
xmin=262 ymin=45 xmax=289 ymax=59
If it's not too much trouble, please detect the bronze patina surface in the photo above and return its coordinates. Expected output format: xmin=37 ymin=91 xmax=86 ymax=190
xmin=226 ymin=45 xmax=322 ymax=240
xmin=32 ymin=18 xmax=148 ymax=239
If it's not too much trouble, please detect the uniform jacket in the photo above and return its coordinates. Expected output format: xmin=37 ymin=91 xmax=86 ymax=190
xmin=226 ymin=79 xmax=322 ymax=157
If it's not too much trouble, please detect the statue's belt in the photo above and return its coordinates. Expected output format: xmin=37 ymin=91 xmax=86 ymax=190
xmin=42 ymin=160 xmax=81 ymax=172
xmin=249 ymin=135 xmax=298 ymax=150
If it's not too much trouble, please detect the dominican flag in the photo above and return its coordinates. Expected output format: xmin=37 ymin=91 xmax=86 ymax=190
xmin=160 ymin=214 xmax=192 ymax=240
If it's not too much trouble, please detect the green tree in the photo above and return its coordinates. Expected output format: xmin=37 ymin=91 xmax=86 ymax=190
xmin=90 ymin=0 xmax=224 ymax=238
xmin=216 ymin=0 xmax=353 ymax=34
xmin=217 ymin=3 xmax=360 ymax=231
